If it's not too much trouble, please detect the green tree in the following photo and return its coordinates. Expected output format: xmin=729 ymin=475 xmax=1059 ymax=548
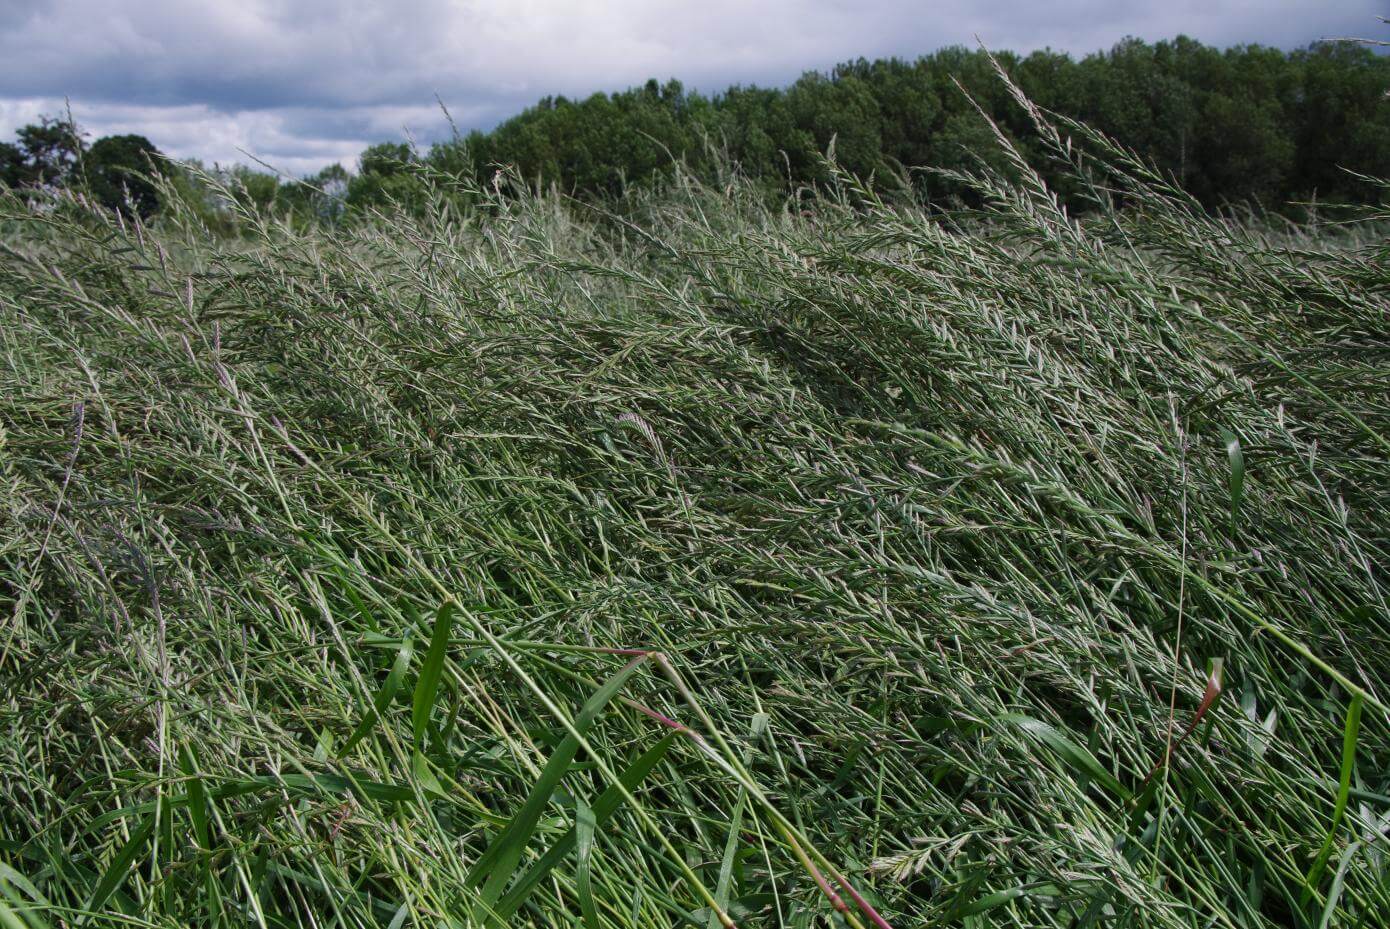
xmin=707 ymin=86 xmax=803 ymax=187
xmin=86 ymin=134 xmax=166 ymax=217
xmin=304 ymin=163 xmax=351 ymax=221
xmin=842 ymin=57 xmax=942 ymax=173
xmin=237 ymin=167 xmax=284 ymax=213
xmin=0 ymin=141 xmax=25 ymax=188
xmin=330 ymin=36 xmax=1390 ymax=215
xmin=1291 ymin=41 xmax=1390 ymax=204
xmin=786 ymin=71 xmax=884 ymax=182
xmin=347 ymin=143 xmax=428 ymax=213
xmin=15 ymin=115 xmax=86 ymax=186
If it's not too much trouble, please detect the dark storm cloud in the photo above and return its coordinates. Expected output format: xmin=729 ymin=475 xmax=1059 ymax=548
xmin=1 ymin=1 xmax=1384 ymax=174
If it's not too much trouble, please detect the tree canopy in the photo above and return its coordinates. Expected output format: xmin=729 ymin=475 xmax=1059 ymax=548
xmin=0 ymin=114 xmax=85 ymax=189
xmin=86 ymin=134 xmax=167 ymax=217
xmin=5 ymin=36 xmax=1388 ymax=224
xmin=426 ymin=38 xmax=1389 ymax=212
xmin=1 ymin=117 xmax=170 ymax=217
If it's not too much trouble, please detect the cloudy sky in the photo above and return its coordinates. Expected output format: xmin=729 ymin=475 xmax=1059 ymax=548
xmin=1 ymin=1 xmax=1384 ymax=176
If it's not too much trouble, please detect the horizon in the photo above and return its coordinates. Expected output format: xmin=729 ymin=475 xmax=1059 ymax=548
xmin=2 ymin=1 xmax=1385 ymax=177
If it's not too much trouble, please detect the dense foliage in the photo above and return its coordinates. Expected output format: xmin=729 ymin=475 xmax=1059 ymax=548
xmin=0 ymin=115 xmax=172 ymax=219
xmin=401 ymin=37 xmax=1390 ymax=213
xmin=5 ymin=37 xmax=1387 ymax=225
xmin=0 ymin=115 xmax=345 ymax=227
xmin=1 ymin=77 xmax=1387 ymax=928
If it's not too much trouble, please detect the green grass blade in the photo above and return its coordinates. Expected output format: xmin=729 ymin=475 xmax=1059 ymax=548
xmin=954 ymin=882 xmax=1060 ymax=918
xmin=0 ymin=864 xmax=48 ymax=929
xmin=1000 ymin=714 xmax=1130 ymax=802
xmin=708 ymin=713 xmax=765 ymax=929
xmin=1221 ymin=427 xmax=1244 ymax=537
xmin=84 ymin=814 xmax=155 ymax=916
xmin=341 ymin=635 xmax=414 ymax=756
xmin=1317 ymin=841 xmax=1363 ymax=929
xmin=178 ymin=744 xmax=221 ymax=926
xmin=178 ymin=745 xmax=210 ymax=849
xmin=412 ymin=602 xmax=455 ymax=747
xmin=575 ymin=794 xmax=600 ymax=929
xmin=493 ymin=733 xmax=676 ymax=920
xmin=469 ymin=655 xmax=649 ymax=916
xmin=1304 ymin=694 xmax=1364 ymax=902
xmin=274 ymin=771 xmax=416 ymax=805
xmin=0 ymin=898 xmax=39 ymax=929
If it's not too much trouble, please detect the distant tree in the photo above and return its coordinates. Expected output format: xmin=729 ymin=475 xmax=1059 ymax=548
xmin=427 ymin=137 xmax=474 ymax=179
xmin=924 ymin=109 xmax=1023 ymax=204
xmin=1290 ymin=41 xmax=1390 ymax=204
xmin=708 ymin=86 xmax=800 ymax=186
xmin=700 ymin=87 xmax=777 ymax=187
xmin=0 ymin=141 xmax=25 ymax=188
xmin=348 ymin=143 xmax=427 ymax=212
xmin=308 ymin=163 xmax=350 ymax=220
xmin=225 ymin=165 xmax=281 ymax=213
xmin=786 ymin=71 xmax=884 ymax=182
xmin=358 ymin=142 xmax=415 ymax=177
xmin=86 ymin=134 xmax=166 ymax=217
xmin=843 ymin=57 xmax=942 ymax=174
xmin=273 ymin=163 xmax=351 ymax=223
xmin=15 ymin=115 xmax=86 ymax=187
xmin=8 ymin=38 xmax=1390 ymax=222
xmin=336 ymin=36 xmax=1390 ymax=216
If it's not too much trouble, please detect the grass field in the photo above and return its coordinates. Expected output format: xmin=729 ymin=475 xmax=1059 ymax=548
xmin=1 ymin=99 xmax=1388 ymax=928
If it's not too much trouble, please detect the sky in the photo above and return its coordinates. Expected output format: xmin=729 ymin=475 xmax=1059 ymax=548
xmin=1 ymin=1 xmax=1385 ymax=176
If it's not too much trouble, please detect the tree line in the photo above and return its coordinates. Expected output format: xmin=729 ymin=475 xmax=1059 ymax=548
xmin=0 ymin=114 xmax=348 ymax=227
xmin=5 ymin=37 xmax=1388 ymax=224
xmin=433 ymin=37 xmax=1389 ymax=212
xmin=1 ymin=117 xmax=171 ymax=217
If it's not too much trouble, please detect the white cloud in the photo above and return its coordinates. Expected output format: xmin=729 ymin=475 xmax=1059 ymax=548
xmin=1 ymin=0 xmax=1383 ymax=174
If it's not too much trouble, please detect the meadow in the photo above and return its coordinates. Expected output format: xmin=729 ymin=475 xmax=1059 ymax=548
xmin=1 ymin=93 xmax=1387 ymax=928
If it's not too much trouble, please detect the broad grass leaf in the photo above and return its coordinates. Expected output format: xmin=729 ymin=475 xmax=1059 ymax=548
xmin=469 ymin=656 xmax=649 ymax=918
xmin=85 ymin=814 xmax=155 ymax=915
xmin=412 ymin=602 xmax=455 ymax=747
xmin=575 ymin=794 xmax=600 ymax=929
xmin=494 ymin=733 xmax=676 ymax=920
xmin=342 ymin=635 xmax=413 ymax=756
xmin=1000 ymin=714 xmax=1130 ymax=802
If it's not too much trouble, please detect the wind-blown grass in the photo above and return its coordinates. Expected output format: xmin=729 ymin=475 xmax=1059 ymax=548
xmin=1 ymin=92 xmax=1387 ymax=929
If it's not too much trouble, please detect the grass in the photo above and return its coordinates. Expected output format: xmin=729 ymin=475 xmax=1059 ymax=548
xmin=1 ymin=87 xmax=1387 ymax=928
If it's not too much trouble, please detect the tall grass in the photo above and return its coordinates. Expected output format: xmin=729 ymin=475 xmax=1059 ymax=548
xmin=1 ymin=88 xmax=1387 ymax=928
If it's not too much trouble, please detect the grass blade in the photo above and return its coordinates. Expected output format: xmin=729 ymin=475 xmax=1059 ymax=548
xmin=493 ymin=733 xmax=676 ymax=920
xmin=708 ymin=713 xmax=765 ymax=929
xmin=342 ymin=635 xmax=414 ymax=756
xmin=469 ymin=655 xmax=649 ymax=918
xmin=1304 ymin=694 xmax=1364 ymax=903
xmin=1000 ymin=715 xmax=1130 ymax=802
xmin=412 ymin=602 xmax=455 ymax=747
xmin=575 ymin=794 xmax=600 ymax=929
xmin=177 ymin=744 xmax=222 ymax=925
xmin=0 ymin=864 xmax=48 ymax=929
xmin=1221 ymin=427 xmax=1244 ymax=537
xmin=178 ymin=745 xmax=210 ymax=849
xmin=84 ymin=814 xmax=155 ymax=915
xmin=1317 ymin=841 xmax=1363 ymax=929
